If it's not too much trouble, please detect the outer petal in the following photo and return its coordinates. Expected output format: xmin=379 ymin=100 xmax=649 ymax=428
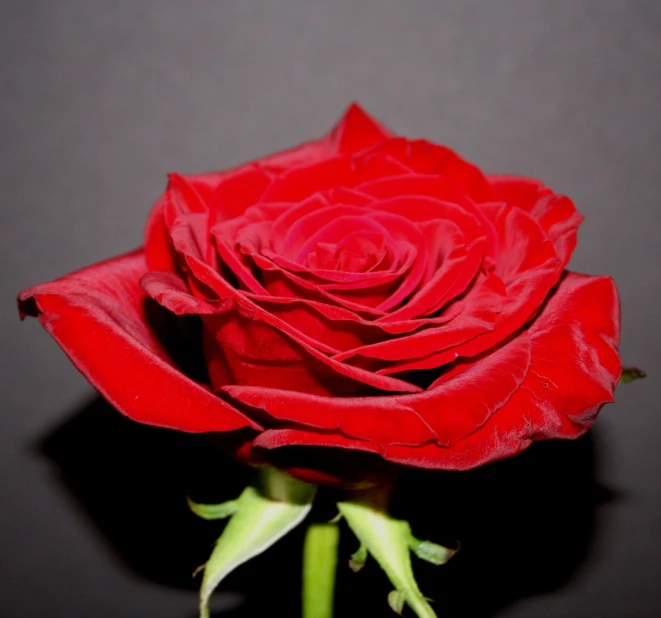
xmin=258 ymin=102 xmax=394 ymax=169
xmin=250 ymin=428 xmax=392 ymax=488
xmin=144 ymin=103 xmax=393 ymax=271
xmin=363 ymin=139 xmax=494 ymax=201
xmin=248 ymin=272 xmax=620 ymax=472
xmin=172 ymin=103 xmax=392 ymax=207
xmin=18 ymin=250 xmax=259 ymax=433
xmin=381 ymin=273 xmax=620 ymax=469
xmin=259 ymin=150 xmax=410 ymax=204
xmin=223 ymin=332 xmax=531 ymax=448
xmin=144 ymin=173 xmax=213 ymax=271
xmin=487 ymin=175 xmax=583 ymax=265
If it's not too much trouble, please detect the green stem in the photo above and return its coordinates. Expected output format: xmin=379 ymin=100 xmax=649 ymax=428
xmin=302 ymin=522 xmax=340 ymax=618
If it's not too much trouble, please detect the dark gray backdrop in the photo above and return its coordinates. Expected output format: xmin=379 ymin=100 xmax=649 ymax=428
xmin=2 ymin=2 xmax=660 ymax=617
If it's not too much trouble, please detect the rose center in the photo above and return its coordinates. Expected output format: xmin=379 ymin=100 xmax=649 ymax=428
xmin=304 ymin=230 xmax=388 ymax=273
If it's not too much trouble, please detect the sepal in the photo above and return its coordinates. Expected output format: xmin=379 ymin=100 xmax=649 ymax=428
xmin=187 ymin=497 xmax=239 ymax=520
xmin=192 ymin=467 xmax=316 ymax=618
xmin=409 ymin=535 xmax=458 ymax=566
xmin=338 ymin=487 xmax=453 ymax=618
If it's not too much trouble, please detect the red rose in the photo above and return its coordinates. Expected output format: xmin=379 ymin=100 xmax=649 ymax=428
xmin=19 ymin=103 xmax=621 ymax=486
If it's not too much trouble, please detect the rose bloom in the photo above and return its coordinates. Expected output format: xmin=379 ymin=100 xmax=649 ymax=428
xmin=19 ymin=104 xmax=620 ymax=487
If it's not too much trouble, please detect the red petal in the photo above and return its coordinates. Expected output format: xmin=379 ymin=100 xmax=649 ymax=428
xmin=18 ymin=250 xmax=258 ymax=433
xmin=257 ymin=102 xmax=393 ymax=170
xmin=205 ymin=164 xmax=273 ymax=225
xmin=144 ymin=190 xmax=177 ymax=272
xmin=365 ymin=195 xmax=488 ymax=320
xmin=325 ymin=102 xmax=394 ymax=154
xmin=342 ymin=272 xmax=505 ymax=371
xmin=167 ymin=103 xmax=390 ymax=213
xmin=251 ymin=429 xmax=392 ymax=489
xmin=364 ymin=140 xmax=494 ymax=201
xmin=141 ymin=270 xmax=225 ymax=315
xmin=201 ymin=306 xmax=420 ymax=397
xmin=241 ymin=293 xmax=463 ymax=355
xmin=488 ymin=175 xmax=583 ymax=265
xmin=254 ymin=428 xmax=383 ymax=457
xmin=164 ymin=238 xmax=422 ymax=394
xmin=261 ymin=148 xmax=410 ymax=203
xmin=243 ymin=272 xmax=620 ymax=473
xmin=380 ymin=272 xmax=621 ymax=469
xmin=392 ymin=204 xmax=562 ymax=370
xmin=144 ymin=173 xmax=208 ymax=271
xmin=256 ymin=255 xmax=388 ymax=318
xmin=223 ymin=332 xmax=530 ymax=448
xmin=144 ymin=102 xmax=391 ymax=271
xmin=358 ymin=174 xmax=499 ymax=269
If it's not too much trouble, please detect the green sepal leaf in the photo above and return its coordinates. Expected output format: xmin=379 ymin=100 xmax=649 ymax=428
xmin=409 ymin=536 xmax=458 ymax=566
xmin=338 ymin=495 xmax=437 ymax=618
xmin=198 ymin=467 xmax=316 ymax=618
xmin=388 ymin=590 xmax=406 ymax=615
xmin=620 ymin=366 xmax=646 ymax=383
xmin=187 ymin=497 xmax=239 ymax=520
xmin=349 ymin=544 xmax=368 ymax=572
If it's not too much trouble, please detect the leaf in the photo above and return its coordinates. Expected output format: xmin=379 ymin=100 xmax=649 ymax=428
xmin=620 ymin=366 xmax=646 ymax=383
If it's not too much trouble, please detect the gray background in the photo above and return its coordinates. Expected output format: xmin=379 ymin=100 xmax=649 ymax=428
xmin=2 ymin=1 xmax=660 ymax=617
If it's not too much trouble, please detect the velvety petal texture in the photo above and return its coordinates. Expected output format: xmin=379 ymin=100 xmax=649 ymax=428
xmin=19 ymin=103 xmax=621 ymax=485
xmin=18 ymin=250 xmax=258 ymax=433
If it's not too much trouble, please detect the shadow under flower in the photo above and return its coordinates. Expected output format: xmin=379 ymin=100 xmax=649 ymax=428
xmin=36 ymin=397 xmax=614 ymax=618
